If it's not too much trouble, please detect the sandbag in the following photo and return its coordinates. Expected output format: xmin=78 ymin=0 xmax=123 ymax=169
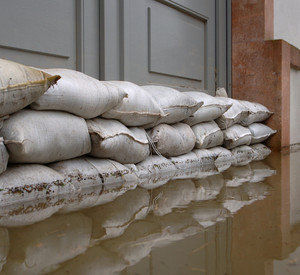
xmin=87 ymin=118 xmax=149 ymax=164
xmin=0 ymin=110 xmax=91 ymax=164
xmin=169 ymin=151 xmax=200 ymax=170
xmin=248 ymin=123 xmax=277 ymax=144
xmin=149 ymin=123 xmax=196 ymax=157
xmin=192 ymin=121 xmax=223 ymax=149
xmin=250 ymin=143 xmax=272 ymax=161
xmin=0 ymin=59 xmax=60 ymax=117
xmin=0 ymin=164 xmax=67 ymax=205
xmin=102 ymin=81 xmax=165 ymax=127
xmin=30 ymin=68 xmax=127 ymax=119
xmin=231 ymin=145 xmax=255 ymax=166
xmin=209 ymin=146 xmax=233 ymax=172
xmin=223 ymin=124 xmax=252 ymax=149
xmin=215 ymin=97 xmax=250 ymax=129
xmin=0 ymin=138 xmax=8 ymax=175
xmin=239 ymin=100 xmax=273 ymax=126
xmin=142 ymin=85 xmax=202 ymax=127
xmin=182 ymin=91 xmax=232 ymax=125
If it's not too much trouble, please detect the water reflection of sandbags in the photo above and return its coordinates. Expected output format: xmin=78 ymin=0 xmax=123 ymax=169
xmin=151 ymin=179 xmax=197 ymax=216
xmin=219 ymin=182 xmax=271 ymax=213
xmin=249 ymin=161 xmax=276 ymax=183
xmin=84 ymin=188 xmax=150 ymax=242
xmin=0 ymin=228 xmax=9 ymax=272
xmin=2 ymin=213 xmax=92 ymax=275
xmin=192 ymin=201 xmax=229 ymax=228
xmin=193 ymin=174 xmax=225 ymax=201
xmin=223 ymin=164 xmax=253 ymax=187
xmin=46 ymin=246 xmax=126 ymax=275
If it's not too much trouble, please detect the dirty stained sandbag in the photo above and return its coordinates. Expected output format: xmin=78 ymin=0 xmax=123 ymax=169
xmin=209 ymin=146 xmax=233 ymax=172
xmin=0 ymin=110 xmax=91 ymax=164
xmin=0 ymin=59 xmax=60 ymax=117
xmin=231 ymin=145 xmax=256 ymax=166
xmin=223 ymin=124 xmax=252 ymax=149
xmin=149 ymin=123 xmax=196 ymax=157
xmin=215 ymin=97 xmax=250 ymax=129
xmin=169 ymin=151 xmax=200 ymax=170
xmin=192 ymin=121 xmax=224 ymax=149
xmin=182 ymin=91 xmax=232 ymax=126
xmin=102 ymin=81 xmax=165 ymax=127
xmin=250 ymin=143 xmax=272 ymax=161
xmin=87 ymin=118 xmax=149 ymax=164
xmin=2 ymin=213 xmax=92 ymax=275
xmin=141 ymin=85 xmax=202 ymax=127
xmin=30 ymin=68 xmax=127 ymax=119
xmin=239 ymin=100 xmax=273 ymax=126
xmin=0 ymin=138 xmax=8 ymax=175
xmin=248 ymin=123 xmax=277 ymax=144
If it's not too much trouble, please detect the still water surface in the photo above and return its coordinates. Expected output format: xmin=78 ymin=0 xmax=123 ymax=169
xmin=0 ymin=150 xmax=300 ymax=275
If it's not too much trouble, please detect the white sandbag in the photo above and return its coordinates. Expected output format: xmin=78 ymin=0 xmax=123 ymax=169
xmin=3 ymin=213 xmax=92 ymax=275
xmin=30 ymin=68 xmax=127 ymax=119
xmin=152 ymin=179 xmax=196 ymax=216
xmin=149 ymin=123 xmax=196 ymax=157
xmin=0 ymin=164 xmax=67 ymax=206
xmin=87 ymin=118 xmax=149 ymax=164
xmin=193 ymin=149 xmax=216 ymax=168
xmin=182 ymin=91 xmax=232 ymax=125
xmin=1 ymin=110 xmax=91 ymax=164
xmin=0 ymin=138 xmax=8 ymax=175
xmin=223 ymin=124 xmax=252 ymax=149
xmin=193 ymin=174 xmax=224 ymax=201
xmin=250 ymin=143 xmax=272 ymax=161
xmin=142 ymin=85 xmax=202 ymax=126
xmin=215 ymin=97 xmax=250 ymax=129
xmin=86 ymin=188 xmax=150 ymax=242
xmin=102 ymin=81 xmax=165 ymax=126
xmin=239 ymin=100 xmax=273 ymax=126
xmin=231 ymin=145 xmax=256 ymax=166
xmin=192 ymin=121 xmax=223 ymax=149
xmin=169 ymin=151 xmax=200 ymax=170
xmin=248 ymin=123 xmax=277 ymax=144
xmin=0 ymin=59 xmax=60 ymax=117
xmin=209 ymin=146 xmax=233 ymax=172
xmin=0 ymin=228 xmax=9 ymax=272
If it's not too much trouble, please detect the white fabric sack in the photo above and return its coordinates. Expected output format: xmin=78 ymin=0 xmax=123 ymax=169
xmin=183 ymin=91 xmax=232 ymax=125
xmin=239 ymin=100 xmax=273 ymax=126
xmin=0 ymin=228 xmax=9 ymax=272
xmin=0 ymin=59 xmax=60 ymax=117
xmin=1 ymin=110 xmax=91 ymax=164
xmin=142 ymin=85 xmax=202 ymax=127
xmin=231 ymin=145 xmax=256 ymax=166
xmin=169 ymin=151 xmax=200 ymax=170
xmin=215 ymin=97 xmax=250 ymax=129
xmin=102 ymin=81 xmax=165 ymax=127
xmin=250 ymin=143 xmax=272 ymax=161
xmin=149 ymin=123 xmax=196 ymax=157
xmin=223 ymin=124 xmax=252 ymax=149
xmin=87 ymin=118 xmax=149 ymax=164
xmin=0 ymin=137 xmax=8 ymax=175
xmin=209 ymin=146 xmax=234 ymax=172
xmin=193 ymin=148 xmax=217 ymax=168
xmin=3 ymin=213 xmax=92 ymax=275
xmin=31 ymin=68 xmax=127 ymax=119
xmin=0 ymin=164 xmax=66 ymax=206
xmin=248 ymin=123 xmax=277 ymax=144
xmin=192 ymin=121 xmax=224 ymax=149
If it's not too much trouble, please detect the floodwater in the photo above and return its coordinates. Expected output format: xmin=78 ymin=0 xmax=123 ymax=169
xmin=0 ymin=150 xmax=300 ymax=275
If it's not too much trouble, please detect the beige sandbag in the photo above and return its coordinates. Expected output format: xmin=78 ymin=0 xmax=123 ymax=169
xmin=3 ymin=213 xmax=92 ymax=275
xmin=215 ymin=97 xmax=250 ymax=129
xmin=182 ymin=91 xmax=232 ymax=125
xmin=209 ymin=146 xmax=233 ymax=172
xmin=142 ymin=85 xmax=202 ymax=127
xmin=250 ymin=143 xmax=272 ymax=161
xmin=223 ymin=124 xmax=252 ymax=149
xmin=169 ymin=151 xmax=200 ymax=170
xmin=192 ymin=121 xmax=224 ymax=149
xmin=87 ymin=118 xmax=149 ymax=164
xmin=0 ymin=59 xmax=60 ymax=117
xmin=239 ymin=100 xmax=273 ymax=126
xmin=0 ymin=138 xmax=8 ymax=175
xmin=0 ymin=228 xmax=9 ymax=272
xmin=102 ymin=81 xmax=165 ymax=126
xmin=30 ymin=68 xmax=127 ymax=119
xmin=1 ymin=110 xmax=91 ymax=163
xmin=231 ymin=145 xmax=255 ymax=166
xmin=248 ymin=123 xmax=277 ymax=144
xmin=149 ymin=123 xmax=196 ymax=157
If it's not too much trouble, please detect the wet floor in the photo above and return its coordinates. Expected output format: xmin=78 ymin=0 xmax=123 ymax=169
xmin=0 ymin=150 xmax=300 ymax=275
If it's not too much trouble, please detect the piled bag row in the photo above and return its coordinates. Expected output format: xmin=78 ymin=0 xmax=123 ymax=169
xmin=0 ymin=59 xmax=276 ymax=203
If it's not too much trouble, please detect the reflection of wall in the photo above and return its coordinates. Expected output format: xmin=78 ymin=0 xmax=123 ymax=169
xmin=290 ymin=151 xmax=300 ymax=225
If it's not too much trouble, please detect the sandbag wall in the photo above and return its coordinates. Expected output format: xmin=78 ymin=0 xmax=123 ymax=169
xmin=0 ymin=59 xmax=276 ymax=204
